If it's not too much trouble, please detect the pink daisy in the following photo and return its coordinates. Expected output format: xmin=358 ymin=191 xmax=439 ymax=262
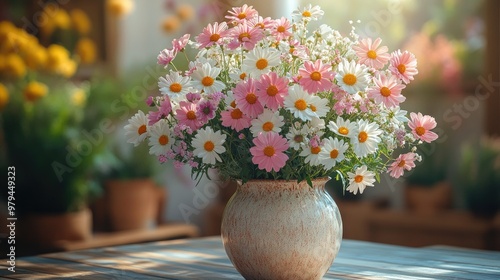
xmin=250 ymin=132 xmax=289 ymax=172
xmin=408 ymin=112 xmax=438 ymax=143
xmin=387 ymin=152 xmax=417 ymax=178
xmin=172 ymin=34 xmax=190 ymax=52
xmin=272 ymin=17 xmax=292 ymax=41
xmin=148 ymin=96 xmax=173 ymax=125
xmin=353 ymin=37 xmax=391 ymax=69
xmin=247 ymin=16 xmax=273 ymax=30
xmin=175 ymin=101 xmax=201 ymax=131
xmin=389 ymin=50 xmax=418 ymax=84
xmin=368 ymin=73 xmax=406 ymax=108
xmin=233 ymin=78 xmax=264 ymax=118
xmin=196 ymin=22 xmax=228 ymax=48
xmin=225 ymin=4 xmax=258 ymax=24
xmin=157 ymin=48 xmax=177 ymax=67
xmin=298 ymin=60 xmax=334 ymax=94
xmin=256 ymin=72 xmax=289 ymax=110
xmin=220 ymin=107 xmax=252 ymax=132
xmin=228 ymin=22 xmax=264 ymax=51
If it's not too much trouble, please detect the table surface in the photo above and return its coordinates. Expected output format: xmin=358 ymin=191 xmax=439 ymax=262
xmin=1 ymin=236 xmax=500 ymax=279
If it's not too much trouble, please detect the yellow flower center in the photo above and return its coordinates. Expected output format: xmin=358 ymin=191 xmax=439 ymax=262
xmin=237 ymin=13 xmax=246 ymax=19
xmin=354 ymin=175 xmax=363 ymax=183
xmin=294 ymin=99 xmax=307 ymax=111
xmin=294 ymin=135 xmax=303 ymax=143
xmin=338 ymin=127 xmax=349 ymax=135
xmin=311 ymin=146 xmax=321 ymax=154
xmin=310 ymin=104 xmax=317 ymax=112
xmin=238 ymin=32 xmax=250 ymax=41
xmin=209 ymin=33 xmax=220 ymax=42
xmin=230 ymin=100 xmax=237 ymax=108
xmin=302 ymin=11 xmax=311 ymax=17
xmin=398 ymin=160 xmax=406 ymax=167
xmin=415 ymin=127 xmax=426 ymax=136
xmin=380 ymin=87 xmax=391 ymax=97
xmin=267 ymin=85 xmax=278 ymax=96
xmin=343 ymin=73 xmax=357 ymax=86
xmin=170 ymin=83 xmax=182 ymax=93
xmin=262 ymin=122 xmax=274 ymax=132
xmin=264 ymin=146 xmax=275 ymax=157
xmin=277 ymin=26 xmax=286 ymax=33
xmin=201 ymin=76 xmax=214 ymax=87
xmin=255 ymin=58 xmax=268 ymax=70
xmin=310 ymin=71 xmax=322 ymax=81
xmin=330 ymin=149 xmax=339 ymax=159
xmin=358 ymin=131 xmax=368 ymax=143
xmin=159 ymin=135 xmax=169 ymax=146
xmin=204 ymin=141 xmax=215 ymax=152
xmin=239 ymin=73 xmax=247 ymax=80
xmin=397 ymin=64 xmax=406 ymax=74
xmin=138 ymin=125 xmax=147 ymax=135
xmin=367 ymin=50 xmax=377 ymax=59
xmin=231 ymin=108 xmax=243 ymax=119
xmin=186 ymin=111 xmax=197 ymax=120
xmin=246 ymin=93 xmax=257 ymax=104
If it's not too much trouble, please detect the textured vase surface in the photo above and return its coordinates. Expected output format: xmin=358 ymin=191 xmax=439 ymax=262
xmin=221 ymin=179 xmax=343 ymax=280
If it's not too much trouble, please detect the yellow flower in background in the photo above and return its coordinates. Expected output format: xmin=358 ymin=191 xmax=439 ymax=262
xmin=75 ymin=38 xmax=97 ymax=64
xmin=39 ymin=6 xmax=70 ymax=37
xmin=162 ymin=16 xmax=180 ymax=33
xmin=25 ymin=45 xmax=47 ymax=70
xmin=23 ymin=81 xmax=48 ymax=102
xmin=53 ymin=9 xmax=71 ymax=30
xmin=2 ymin=53 xmax=26 ymax=78
xmin=45 ymin=44 xmax=77 ymax=77
xmin=107 ymin=0 xmax=134 ymax=17
xmin=71 ymin=9 xmax=91 ymax=35
xmin=0 ymin=83 xmax=9 ymax=109
xmin=71 ymin=88 xmax=87 ymax=106
xmin=177 ymin=4 xmax=194 ymax=21
xmin=0 ymin=21 xmax=16 ymax=53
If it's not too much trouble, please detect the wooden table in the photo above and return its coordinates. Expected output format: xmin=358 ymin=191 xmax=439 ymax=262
xmin=1 ymin=236 xmax=499 ymax=279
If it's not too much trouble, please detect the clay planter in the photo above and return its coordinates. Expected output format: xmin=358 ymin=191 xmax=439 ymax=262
xmin=221 ymin=179 xmax=342 ymax=280
xmin=105 ymin=178 xmax=163 ymax=231
xmin=405 ymin=181 xmax=453 ymax=215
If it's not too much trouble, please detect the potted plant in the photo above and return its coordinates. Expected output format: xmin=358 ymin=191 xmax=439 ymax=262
xmin=457 ymin=137 xmax=500 ymax=218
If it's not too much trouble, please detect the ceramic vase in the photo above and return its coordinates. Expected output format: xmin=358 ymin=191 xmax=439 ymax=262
xmin=221 ymin=178 xmax=342 ymax=280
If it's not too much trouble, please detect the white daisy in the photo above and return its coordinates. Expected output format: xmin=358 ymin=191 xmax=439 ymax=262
xmin=158 ymin=71 xmax=192 ymax=101
xmin=346 ymin=165 xmax=376 ymax=195
xmin=319 ymin=137 xmax=349 ymax=170
xmin=351 ymin=119 xmax=382 ymax=158
xmin=327 ymin=116 xmax=357 ymax=138
xmin=148 ymin=119 xmax=173 ymax=156
xmin=299 ymin=142 xmax=323 ymax=166
xmin=250 ymin=109 xmax=284 ymax=137
xmin=307 ymin=117 xmax=326 ymax=135
xmin=124 ymin=110 xmax=149 ymax=147
xmin=335 ymin=59 xmax=370 ymax=94
xmin=192 ymin=127 xmax=227 ymax=164
xmin=283 ymin=85 xmax=316 ymax=121
xmin=292 ymin=4 xmax=324 ymax=21
xmin=309 ymin=95 xmax=329 ymax=118
xmin=286 ymin=125 xmax=309 ymax=151
xmin=190 ymin=63 xmax=226 ymax=94
xmin=242 ymin=47 xmax=281 ymax=78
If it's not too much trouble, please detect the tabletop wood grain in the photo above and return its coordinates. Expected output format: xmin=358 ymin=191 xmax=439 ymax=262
xmin=1 ymin=236 xmax=499 ymax=279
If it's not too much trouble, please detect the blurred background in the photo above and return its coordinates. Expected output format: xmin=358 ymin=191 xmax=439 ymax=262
xmin=0 ymin=0 xmax=499 ymax=256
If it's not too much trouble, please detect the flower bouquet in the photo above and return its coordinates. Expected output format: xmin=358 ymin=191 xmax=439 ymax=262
xmin=125 ymin=4 xmax=438 ymax=194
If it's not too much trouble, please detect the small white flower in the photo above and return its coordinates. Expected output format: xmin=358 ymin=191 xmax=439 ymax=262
xmin=283 ymin=85 xmax=316 ymax=121
xmin=250 ymin=109 xmax=284 ymax=137
xmin=309 ymin=95 xmax=329 ymax=118
xmin=242 ymin=47 xmax=281 ymax=78
xmin=328 ymin=116 xmax=357 ymax=138
xmin=300 ymin=143 xmax=323 ymax=166
xmin=319 ymin=137 xmax=349 ymax=170
xmin=192 ymin=127 xmax=227 ymax=164
xmin=148 ymin=119 xmax=173 ymax=156
xmin=286 ymin=125 xmax=309 ymax=151
xmin=292 ymin=4 xmax=324 ymax=21
xmin=191 ymin=63 xmax=226 ymax=94
xmin=351 ymin=119 xmax=382 ymax=158
xmin=124 ymin=110 xmax=149 ymax=147
xmin=158 ymin=71 xmax=192 ymax=100
xmin=347 ymin=165 xmax=376 ymax=195
xmin=335 ymin=59 xmax=370 ymax=94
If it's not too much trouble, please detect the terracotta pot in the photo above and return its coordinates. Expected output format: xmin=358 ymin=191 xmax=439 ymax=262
xmin=221 ymin=179 xmax=342 ymax=280
xmin=106 ymin=179 xmax=162 ymax=231
xmin=19 ymin=207 xmax=92 ymax=245
xmin=405 ymin=181 xmax=453 ymax=215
